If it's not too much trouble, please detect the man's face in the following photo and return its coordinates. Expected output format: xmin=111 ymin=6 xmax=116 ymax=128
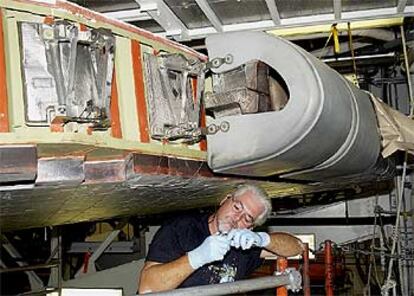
xmin=215 ymin=191 xmax=265 ymax=233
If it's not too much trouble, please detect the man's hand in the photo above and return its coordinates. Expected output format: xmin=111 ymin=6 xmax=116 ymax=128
xmin=187 ymin=234 xmax=231 ymax=269
xmin=227 ymin=229 xmax=270 ymax=250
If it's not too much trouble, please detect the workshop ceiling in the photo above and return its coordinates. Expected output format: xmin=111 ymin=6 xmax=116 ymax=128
xmin=69 ymin=0 xmax=413 ymax=41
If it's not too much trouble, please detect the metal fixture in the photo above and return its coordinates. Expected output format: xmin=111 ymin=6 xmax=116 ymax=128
xmin=303 ymin=243 xmax=311 ymax=296
xmin=205 ymin=31 xmax=392 ymax=181
xmin=324 ymin=240 xmax=334 ymax=296
xmin=19 ymin=21 xmax=115 ymax=128
xmin=74 ymin=223 xmax=126 ymax=277
xmin=143 ymin=53 xmax=205 ymax=142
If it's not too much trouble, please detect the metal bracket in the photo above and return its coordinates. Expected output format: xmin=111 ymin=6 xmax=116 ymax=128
xmin=205 ymin=121 xmax=230 ymax=135
xmin=192 ymin=121 xmax=230 ymax=138
xmin=274 ymin=268 xmax=302 ymax=292
xmin=205 ymin=54 xmax=233 ymax=71
xmin=74 ymin=221 xmax=127 ymax=278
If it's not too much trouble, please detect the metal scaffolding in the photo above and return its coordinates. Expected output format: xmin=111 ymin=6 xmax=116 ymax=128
xmin=143 ymin=268 xmax=301 ymax=296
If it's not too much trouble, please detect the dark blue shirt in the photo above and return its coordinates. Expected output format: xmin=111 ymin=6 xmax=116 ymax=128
xmin=146 ymin=213 xmax=263 ymax=288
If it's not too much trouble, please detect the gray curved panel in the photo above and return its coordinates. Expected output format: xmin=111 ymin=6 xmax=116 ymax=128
xmin=205 ymin=32 xmax=386 ymax=181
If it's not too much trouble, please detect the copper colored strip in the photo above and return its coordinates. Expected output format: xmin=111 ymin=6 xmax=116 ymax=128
xmin=110 ymin=68 xmax=122 ymax=139
xmin=50 ymin=123 xmax=64 ymax=133
xmin=191 ymin=77 xmax=197 ymax=103
xmin=199 ymin=106 xmax=207 ymax=151
xmin=192 ymin=78 xmax=207 ymax=151
xmin=0 ymin=9 xmax=9 ymax=132
xmin=43 ymin=15 xmax=54 ymax=25
xmin=131 ymin=40 xmax=149 ymax=143
xmin=50 ymin=116 xmax=65 ymax=133
xmin=133 ymin=154 xmax=212 ymax=177
xmin=84 ymin=159 xmax=127 ymax=184
xmin=134 ymin=154 xmax=168 ymax=175
xmin=79 ymin=23 xmax=87 ymax=31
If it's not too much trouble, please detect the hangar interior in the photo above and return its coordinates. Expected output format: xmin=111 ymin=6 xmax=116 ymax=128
xmin=0 ymin=0 xmax=413 ymax=295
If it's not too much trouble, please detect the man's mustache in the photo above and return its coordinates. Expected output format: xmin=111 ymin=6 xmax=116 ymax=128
xmin=218 ymin=217 xmax=237 ymax=230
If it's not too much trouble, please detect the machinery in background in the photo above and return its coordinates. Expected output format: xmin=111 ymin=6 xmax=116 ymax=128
xmin=0 ymin=1 xmax=409 ymax=232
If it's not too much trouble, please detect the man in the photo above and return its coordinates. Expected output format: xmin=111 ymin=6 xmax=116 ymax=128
xmin=138 ymin=184 xmax=304 ymax=294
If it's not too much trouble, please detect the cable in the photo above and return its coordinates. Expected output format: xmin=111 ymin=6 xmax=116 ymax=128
xmin=364 ymin=194 xmax=379 ymax=295
xmin=347 ymin=22 xmax=358 ymax=78
xmin=318 ymin=30 xmax=334 ymax=59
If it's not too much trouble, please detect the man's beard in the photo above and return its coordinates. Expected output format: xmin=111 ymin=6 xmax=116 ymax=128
xmin=217 ymin=216 xmax=236 ymax=233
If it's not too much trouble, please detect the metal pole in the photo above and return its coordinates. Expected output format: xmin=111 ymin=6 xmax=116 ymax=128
xmin=75 ymin=221 xmax=126 ymax=277
xmin=400 ymin=25 xmax=414 ymax=117
xmin=48 ymin=227 xmax=61 ymax=287
xmin=276 ymin=257 xmax=288 ymax=296
xmin=399 ymin=23 xmax=414 ymax=296
xmin=1 ymin=235 xmax=44 ymax=290
xmin=0 ymin=262 xmax=59 ymax=273
xmin=382 ymin=158 xmax=408 ymax=296
xmin=144 ymin=271 xmax=301 ymax=296
xmin=303 ymin=243 xmax=311 ymax=296
xmin=347 ymin=22 xmax=358 ymax=78
xmin=324 ymin=240 xmax=334 ymax=296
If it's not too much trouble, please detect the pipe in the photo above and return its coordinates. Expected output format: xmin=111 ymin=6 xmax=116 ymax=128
xmin=144 ymin=272 xmax=300 ymax=296
xmin=276 ymin=258 xmax=288 ymax=296
xmin=0 ymin=262 xmax=59 ymax=273
xmin=324 ymin=240 xmax=334 ymax=296
xmin=303 ymin=243 xmax=311 ymax=296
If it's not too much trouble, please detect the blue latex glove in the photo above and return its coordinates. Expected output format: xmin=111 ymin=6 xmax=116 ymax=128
xmin=187 ymin=234 xmax=231 ymax=269
xmin=227 ymin=229 xmax=270 ymax=250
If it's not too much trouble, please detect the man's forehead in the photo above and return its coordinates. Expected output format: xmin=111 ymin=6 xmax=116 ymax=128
xmin=237 ymin=191 xmax=264 ymax=214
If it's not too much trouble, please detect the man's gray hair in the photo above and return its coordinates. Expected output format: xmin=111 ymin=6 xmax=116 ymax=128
xmin=233 ymin=184 xmax=272 ymax=226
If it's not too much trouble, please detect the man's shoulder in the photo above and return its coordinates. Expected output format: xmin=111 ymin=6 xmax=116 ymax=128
xmin=164 ymin=212 xmax=208 ymax=228
xmin=153 ymin=212 xmax=209 ymax=249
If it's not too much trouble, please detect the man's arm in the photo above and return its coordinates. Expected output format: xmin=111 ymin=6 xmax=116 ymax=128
xmin=227 ymin=229 xmax=304 ymax=258
xmin=138 ymin=256 xmax=194 ymax=294
xmin=138 ymin=234 xmax=231 ymax=294
xmin=261 ymin=232 xmax=304 ymax=258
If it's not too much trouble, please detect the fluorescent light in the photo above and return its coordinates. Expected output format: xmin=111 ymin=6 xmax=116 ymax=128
xmin=47 ymin=288 xmax=123 ymax=296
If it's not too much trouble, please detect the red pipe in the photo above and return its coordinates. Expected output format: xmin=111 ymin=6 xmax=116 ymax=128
xmin=276 ymin=257 xmax=288 ymax=296
xmin=324 ymin=240 xmax=334 ymax=296
xmin=303 ymin=243 xmax=311 ymax=296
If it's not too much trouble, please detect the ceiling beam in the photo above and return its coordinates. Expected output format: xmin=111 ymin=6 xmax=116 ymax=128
xmin=194 ymin=0 xmax=223 ymax=32
xmin=265 ymin=0 xmax=281 ymax=25
xmin=103 ymin=9 xmax=151 ymax=22
xmin=397 ymin=0 xmax=407 ymax=13
xmin=281 ymin=13 xmax=334 ymax=26
xmin=185 ymin=14 xmax=403 ymax=41
xmin=341 ymin=7 xmax=397 ymax=19
xmin=333 ymin=0 xmax=342 ymax=20
xmin=135 ymin=0 xmax=189 ymax=40
xmin=268 ymin=17 xmax=403 ymax=37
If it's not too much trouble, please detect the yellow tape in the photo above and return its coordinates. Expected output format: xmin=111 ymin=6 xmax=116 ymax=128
xmin=268 ymin=17 xmax=404 ymax=37
xmin=332 ymin=25 xmax=340 ymax=54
